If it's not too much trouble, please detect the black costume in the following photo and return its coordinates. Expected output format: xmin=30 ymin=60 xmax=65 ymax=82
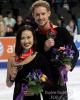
xmin=13 ymin=53 xmax=52 ymax=100
xmin=35 ymin=24 xmax=79 ymax=100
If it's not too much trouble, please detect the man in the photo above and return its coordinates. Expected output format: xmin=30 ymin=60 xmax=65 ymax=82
xmin=31 ymin=1 xmax=79 ymax=100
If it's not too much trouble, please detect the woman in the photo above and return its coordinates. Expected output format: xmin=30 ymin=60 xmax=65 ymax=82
xmin=0 ymin=21 xmax=6 ymax=37
xmin=6 ymin=25 xmax=52 ymax=100
xmin=31 ymin=0 xmax=79 ymax=100
xmin=66 ymin=19 xmax=78 ymax=40
xmin=13 ymin=15 xmax=24 ymax=36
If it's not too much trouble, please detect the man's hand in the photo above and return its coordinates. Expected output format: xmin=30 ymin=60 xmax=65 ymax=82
xmin=44 ymin=38 xmax=55 ymax=51
xmin=65 ymin=64 xmax=72 ymax=71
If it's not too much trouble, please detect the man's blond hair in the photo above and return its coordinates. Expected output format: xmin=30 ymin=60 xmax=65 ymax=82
xmin=31 ymin=0 xmax=50 ymax=13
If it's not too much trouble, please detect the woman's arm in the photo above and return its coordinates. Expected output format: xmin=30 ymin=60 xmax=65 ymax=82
xmin=6 ymin=56 xmax=18 ymax=87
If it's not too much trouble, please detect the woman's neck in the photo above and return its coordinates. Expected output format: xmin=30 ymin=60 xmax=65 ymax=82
xmin=23 ymin=49 xmax=29 ymax=53
xmin=15 ymin=48 xmax=34 ymax=62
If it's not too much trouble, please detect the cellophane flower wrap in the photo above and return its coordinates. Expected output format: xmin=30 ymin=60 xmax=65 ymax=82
xmin=52 ymin=45 xmax=74 ymax=85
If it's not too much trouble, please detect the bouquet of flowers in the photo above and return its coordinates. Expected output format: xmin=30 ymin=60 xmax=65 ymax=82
xmin=51 ymin=45 xmax=74 ymax=85
xmin=16 ymin=69 xmax=47 ymax=100
xmin=24 ymin=69 xmax=47 ymax=95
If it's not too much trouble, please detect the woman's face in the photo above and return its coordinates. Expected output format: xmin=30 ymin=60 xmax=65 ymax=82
xmin=33 ymin=6 xmax=51 ymax=27
xmin=17 ymin=16 xmax=23 ymax=22
xmin=21 ymin=30 xmax=34 ymax=50
xmin=0 ymin=22 xmax=5 ymax=32
xmin=69 ymin=20 xmax=75 ymax=28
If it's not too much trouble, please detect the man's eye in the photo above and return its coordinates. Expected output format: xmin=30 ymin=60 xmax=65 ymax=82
xmin=21 ymin=37 xmax=24 ymax=40
xmin=27 ymin=36 xmax=31 ymax=39
xmin=42 ymin=13 xmax=45 ymax=15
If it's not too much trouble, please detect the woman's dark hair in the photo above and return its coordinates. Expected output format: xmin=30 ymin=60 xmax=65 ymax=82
xmin=6 ymin=10 xmax=13 ymax=15
xmin=15 ymin=25 xmax=37 ymax=57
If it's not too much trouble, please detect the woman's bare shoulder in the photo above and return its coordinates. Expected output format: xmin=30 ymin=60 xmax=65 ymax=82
xmin=8 ymin=56 xmax=16 ymax=63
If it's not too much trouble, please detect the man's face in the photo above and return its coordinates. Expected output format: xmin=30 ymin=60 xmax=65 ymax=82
xmin=33 ymin=6 xmax=51 ymax=27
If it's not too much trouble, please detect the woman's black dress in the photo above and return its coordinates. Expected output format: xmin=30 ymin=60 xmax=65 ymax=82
xmin=13 ymin=53 xmax=52 ymax=100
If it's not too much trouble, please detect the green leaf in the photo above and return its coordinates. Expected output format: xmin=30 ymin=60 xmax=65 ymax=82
xmin=28 ymin=81 xmax=36 ymax=86
xmin=28 ymin=85 xmax=43 ymax=95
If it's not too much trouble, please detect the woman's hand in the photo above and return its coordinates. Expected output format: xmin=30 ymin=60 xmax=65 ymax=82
xmin=10 ymin=65 xmax=18 ymax=81
xmin=44 ymin=38 xmax=55 ymax=51
xmin=24 ymin=90 xmax=34 ymax=96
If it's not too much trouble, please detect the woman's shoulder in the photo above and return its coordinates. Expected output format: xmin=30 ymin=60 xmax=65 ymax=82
xmin=8 ymin=56 xmax=16 ymax=63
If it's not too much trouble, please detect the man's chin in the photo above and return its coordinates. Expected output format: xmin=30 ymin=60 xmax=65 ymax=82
xmin=38 ymin=21 xmax=48 ymax=27
xmin=38 ymin=23 xmax=46 ymax=27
